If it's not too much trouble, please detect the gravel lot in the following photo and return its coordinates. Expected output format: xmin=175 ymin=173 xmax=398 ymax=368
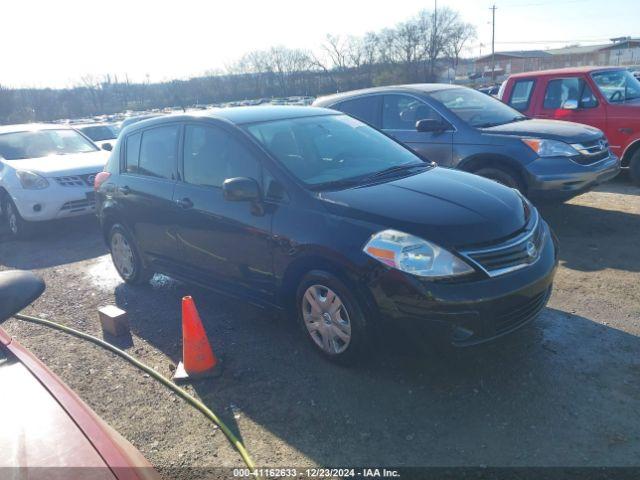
xmin=1 ymin=175 xmax=639 ymax=476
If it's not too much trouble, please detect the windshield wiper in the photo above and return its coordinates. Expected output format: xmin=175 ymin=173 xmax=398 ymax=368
xmin=310 ymin=162 xmax=433 ymax=192
xmin=360 ymin=162 xmax=432 ymax=183
xmin=476 ymin=116 xmax=527 ymax=128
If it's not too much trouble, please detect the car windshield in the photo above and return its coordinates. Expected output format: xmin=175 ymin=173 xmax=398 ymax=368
xmin=0 ymin=129 xmax=98 ymax=160
xmin=245 ymin=114 xmax=427 ymax=190
xmin=591 ymin=69 xmax=640 ymax=103
xmin=429 ymin=87 xmax=526 ymax=128
xmin=79 ymin=125 xmax=117 ymax=141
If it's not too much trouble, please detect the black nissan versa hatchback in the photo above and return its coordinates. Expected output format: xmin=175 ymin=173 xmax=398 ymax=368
xmin=95 ymin=107 xmax=558 ymax=363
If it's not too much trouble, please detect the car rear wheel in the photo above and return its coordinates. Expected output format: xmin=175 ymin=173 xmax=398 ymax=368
xmin=296 ymin=270 xmax=369 ymax=364
xmin=2 ymin=196 xmax=30 ymax=239
xmin=109 ymin=224 xmax=152 ymax=285
xmin=629 ymin=150 xmax=640 ymax=185
xmin=473 ymin=166 xmax=523 ymax=192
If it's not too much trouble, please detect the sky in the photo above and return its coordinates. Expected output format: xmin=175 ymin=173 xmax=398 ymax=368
xmin=1 ymin=0 xmax=638 ymax=88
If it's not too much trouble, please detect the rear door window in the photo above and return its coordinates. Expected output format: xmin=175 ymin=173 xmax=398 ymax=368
xmin=508 ymin=79 xmax=535 ymax=111
xmin=135 ymin=125 xmax=179 ymax=179
xmin=334 ymin=96 xmax=381 ymax=126
xmin=543 ymin=78 xmax=598 ymax=109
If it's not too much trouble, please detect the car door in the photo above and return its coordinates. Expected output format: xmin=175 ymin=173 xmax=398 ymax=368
xmin=115 ymin=125 xmax=180 ymax=267
xmin=381 ymin=94 xmax=454 ymax=166
xmin=535 ymin=76 xmax=607 ymax=133
xmin=171 ymin=122 xmax=275 ymax=303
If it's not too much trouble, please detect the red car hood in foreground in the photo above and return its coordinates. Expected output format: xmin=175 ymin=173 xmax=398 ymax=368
xmin=0 ymin=328 xmax=159 ymax=480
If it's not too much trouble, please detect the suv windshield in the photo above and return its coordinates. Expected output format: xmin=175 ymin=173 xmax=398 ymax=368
xmin=591 ymin=69 xmax=640 ymax=103
xmin=429 ymin=87 xmax=526 ymax=128
xmin=246 ymin=114 xmax=427 ymax=189
xmin=0 ymin=129 xmax=98 ymax=160
xmin=79 ymin=125 xmax=117 ymax=142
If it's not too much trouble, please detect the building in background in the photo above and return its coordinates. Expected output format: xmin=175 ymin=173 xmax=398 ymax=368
xmin=472 ymin=37 xmax=640 ymax=84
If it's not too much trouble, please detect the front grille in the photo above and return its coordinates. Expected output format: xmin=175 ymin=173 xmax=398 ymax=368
xmin=55 ymin=173 xmax=98 ymax=187
xmin=571 ymin=138 xmax=610 ymax=165
xmin=460 ymin=210 xmax=544 ymax=277
xmin=494 ymin=287 xmax=551 ymax=335
xmin=60 ymin=199 xmax=95 ymax=212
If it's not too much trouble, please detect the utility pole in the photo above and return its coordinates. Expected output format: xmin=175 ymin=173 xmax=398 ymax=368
xmin=490 ymin=4 xmax=497 ymax=84
xmin=430 ymin=0 xmax=438 ymax=81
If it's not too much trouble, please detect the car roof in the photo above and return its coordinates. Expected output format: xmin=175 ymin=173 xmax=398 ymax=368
xmin=74 ymin=122 xmax=116 ymax=128
xmin=0 ymin=123 xmax=74 ymax=135
xmin=508 ymin=66 xmax=625 ymax=79
xmin=314 ymin=83 xmax=463 ymax=106
xmin=125 ymin=106 xmax=340 ymax=132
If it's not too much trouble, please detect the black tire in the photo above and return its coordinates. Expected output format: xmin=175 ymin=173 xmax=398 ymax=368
xmin=473 ymin=166 xmax=524 ymax=193
xmin=2 ymin=195 xmax=31 ymax=239
xmin=629 ymin=150 xmax=640 ymax=186
xmin=108 ymin=223 xmax=152 ymax=285
xmin=295 ymin=270 xmax=370 ymax=365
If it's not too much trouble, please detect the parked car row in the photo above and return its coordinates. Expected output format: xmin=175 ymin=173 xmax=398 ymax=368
xmin=313 ymin=83 xmax=621 ymax=199
xmin=1 ymin=71 xmax=636 ymax=363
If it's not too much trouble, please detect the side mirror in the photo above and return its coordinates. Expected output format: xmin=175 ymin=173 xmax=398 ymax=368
xmin=562 ymin=99 xmax=579 ymax=110
xmin=0 ymin=270 xmax=45 ymax=323
xmin=223 ymin=177 xmax=261 ymax=202
xmin=416 ymin=119 xmax=448 ymax=133
xmin=102 ymin=142 xmax=113 ymax=151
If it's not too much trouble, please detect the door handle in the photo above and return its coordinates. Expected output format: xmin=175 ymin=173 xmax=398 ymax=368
xmin=119 ymin=185 xmax=131 ymax=195
xmin=175 ymin=197 xmax=194 ymax=209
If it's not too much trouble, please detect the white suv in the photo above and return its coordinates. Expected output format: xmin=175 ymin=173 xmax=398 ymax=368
xmin=0 ymin=124 xmax=109 ymax=238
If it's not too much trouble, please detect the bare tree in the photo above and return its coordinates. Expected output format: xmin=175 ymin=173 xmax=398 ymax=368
xmin=446 ymin=22 xmax=477 ymax=77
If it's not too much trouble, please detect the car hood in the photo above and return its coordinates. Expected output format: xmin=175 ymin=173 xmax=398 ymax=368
xmin=2 ymin=150 xmax=109 ymax=177
xmin=0 ymin=348 xmax=114 ymax=473
xmin=318 ymin=167 xmax=528 ymax=248
xmin=481 ymin=118 xmax=603 ymax=143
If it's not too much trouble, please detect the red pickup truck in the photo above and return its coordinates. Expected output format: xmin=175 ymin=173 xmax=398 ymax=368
xmin=499 ymin=67 xmax=640 ymax=184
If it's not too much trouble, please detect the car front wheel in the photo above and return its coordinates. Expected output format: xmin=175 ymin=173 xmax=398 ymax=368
xmin=109 ymin=224 xmax=152 ymax=285
xmin=296 ymin=270 xmax=369 ymax=364
xmin=2 ymin=196 xmax=30 ymax=239
xmin=473 ymin=166 xmax=523 ymax=193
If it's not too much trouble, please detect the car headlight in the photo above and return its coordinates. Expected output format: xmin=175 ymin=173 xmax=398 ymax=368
xmin=363 ymin=229 xmax=474 ymax=278
xmin=16 ymin=170 xmax=49 ymax=189
xmin=521 ymin=138 xmax=579 ymax=157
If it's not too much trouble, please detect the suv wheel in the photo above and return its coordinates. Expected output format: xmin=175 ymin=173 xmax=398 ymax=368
xmin=296 ymin=270 xmax=369 ymax=364
xmin=2 ymin=196 xmax=30 ymax=239
xmin=473 ymin=167 xmax=523 ymax=192
xmin=109 ymin=224 xmax=152 ymax=285
xmin=629 ymin=150 xmax=640 ymax=185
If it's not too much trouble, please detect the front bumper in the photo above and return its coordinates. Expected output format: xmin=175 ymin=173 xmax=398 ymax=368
xmin=525 ymin=153 xmax=620 ymax=201
xmin=10 ymin=185 xmax=96 ymax=222
xmin=367 ymin=221 xmax=558 ymax=346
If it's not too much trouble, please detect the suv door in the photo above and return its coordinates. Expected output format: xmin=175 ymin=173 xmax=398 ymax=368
xmin=536 ymin=76 xmax=607 ymax=133
xmin=172 ymin=122 xmax=275 ymax=303
xmin=116 ymin=124 xmax=180 ymax=267
xmin=381 ymin=94 xmax=454 ymax=165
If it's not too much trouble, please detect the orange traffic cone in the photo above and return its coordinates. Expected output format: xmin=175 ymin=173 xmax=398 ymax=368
xmin=173 ymin=296 xmax=221 ymax=382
